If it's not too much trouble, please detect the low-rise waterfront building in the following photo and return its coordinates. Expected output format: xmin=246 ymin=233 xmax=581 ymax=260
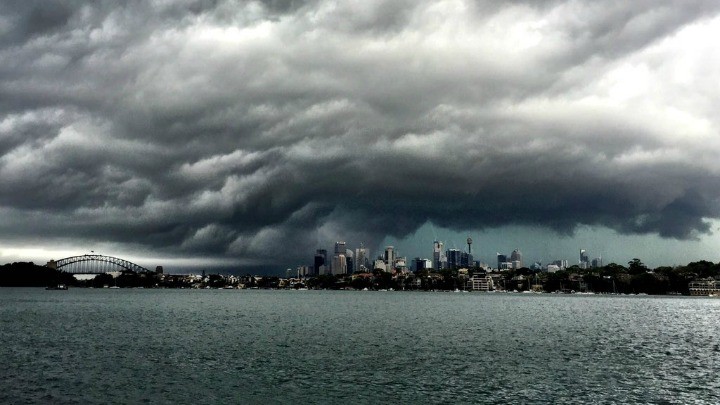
xmin=467 ymin=274 xmax=493 ymax=291
xmin=689 ymin=279 xmax=720 ymax=296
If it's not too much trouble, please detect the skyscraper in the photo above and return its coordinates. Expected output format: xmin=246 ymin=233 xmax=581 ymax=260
xmin=314 ymin=249 xmax=327 ymax=275
xmin=335 ymin=241 xmax=346 ymax=254
xmin=355 ymin=243 xmax=370 ymax=272
xmin=384 ymin=246 xmax=395 ymax=272
xmin=580 ymin=249 xmax=590 ymax=269
xmin=461 ymin=252 xmax=473 ymax=268
xmin=345 ymin=249 xmax=354 ymax=274
xmin=497 ymin=253 xmax=507 ymax=270
xmin=332 ymin=242 xmax=347 ymax=275
xmin=447 ymin=248 xmax=462 ymax=269
xmin=412 ymin=257 xmax=432 ymax=271
xmin=510 ymin=249 xmax=523 ymax=268
xmin=332 ymin=253 xmax=347 ymax=275
xmin=412 ymin=257 xmax=423 ymax=272
xmin=433 ymin=241 xmax=447 ymax=270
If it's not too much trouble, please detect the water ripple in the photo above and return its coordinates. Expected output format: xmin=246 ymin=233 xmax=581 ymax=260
xmin=1 ymin=289 xmax=719 ymax=404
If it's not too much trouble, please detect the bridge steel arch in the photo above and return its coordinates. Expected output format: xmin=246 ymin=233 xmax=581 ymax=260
xmin=51 ymin=254 xmax=151 ymax=274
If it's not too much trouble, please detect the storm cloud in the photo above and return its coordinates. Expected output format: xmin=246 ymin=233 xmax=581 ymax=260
xmin=2 ymin=0 xmax=720 ymax=268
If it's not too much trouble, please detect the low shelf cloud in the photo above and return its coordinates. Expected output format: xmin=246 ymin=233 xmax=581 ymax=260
xmin=2 ymin=1 xmax=720 ymax=269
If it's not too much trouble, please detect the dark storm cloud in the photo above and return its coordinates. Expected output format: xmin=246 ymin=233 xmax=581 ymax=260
xmin=1 ymin=0 xmax=720 ymax=265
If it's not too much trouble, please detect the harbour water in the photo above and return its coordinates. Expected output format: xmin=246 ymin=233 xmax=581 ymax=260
xmin=1 ymin=288 xmax=719 ymax=404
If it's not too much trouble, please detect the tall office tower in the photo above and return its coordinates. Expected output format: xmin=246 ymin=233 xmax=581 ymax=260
xmin=497 ymin=253 xmax=507 ymax=270
xmin=412 ymin=258 xmax=433 ymax=271
xmin=447 ymin=248 xmax=462 ymax=269
xmin=461 ymin=252 xmax=473 ymax=268
xmin=433 ymin=241 xmax=446 ymax=270
xmin=345 ymin=249 xmax=354 ymax=274
xmin=384 ymin=246 xmax=395 ymax=271
xmin=591 ymin=257 xmax=603 ymax=268
xmin=314 ymin=249 xmax=327 ymax=276
xmin=355 ymin=243 xmax=369 ymax=272
xmin=510 ymin=249 xmax=523 ymax=268
xmin=332 ymin=253 xmax=347 ymax=275
xmin=335 ymin=241 xmax=346 ymax=254
xmin=329 ymin=242 xmax=345 ymax=274
xmin=580 ymin=249 xmax=590 ymax=269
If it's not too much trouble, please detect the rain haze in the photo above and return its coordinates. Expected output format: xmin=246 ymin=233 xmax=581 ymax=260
xmin=2 ymin=0 xmax=720 ymax=273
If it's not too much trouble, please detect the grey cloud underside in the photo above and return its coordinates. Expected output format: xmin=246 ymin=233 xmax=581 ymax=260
xmin=1 ymin=0 xmax=720 ymax=264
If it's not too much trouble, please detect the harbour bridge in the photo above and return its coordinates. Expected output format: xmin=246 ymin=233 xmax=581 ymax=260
xmin=46 ymin=254 xmax=151 ymax=274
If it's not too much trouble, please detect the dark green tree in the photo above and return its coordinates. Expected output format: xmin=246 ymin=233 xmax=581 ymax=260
xmin=628 ymin=258 xmax=647 ymax=275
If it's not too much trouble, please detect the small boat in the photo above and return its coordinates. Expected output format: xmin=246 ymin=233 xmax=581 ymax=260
xmin=46 ymin=284 xmax=68 ymax=290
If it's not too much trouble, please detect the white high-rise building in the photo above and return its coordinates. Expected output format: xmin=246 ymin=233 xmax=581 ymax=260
xmin=332 ymin=241 xmax=347 ymax=275
xmin=510 ymin=249 xmax=523 ymax=268
xmin=433 ymin=241 xmax=447 ymax=270
xmin=332 ymin=254 xmax=347 ymax=275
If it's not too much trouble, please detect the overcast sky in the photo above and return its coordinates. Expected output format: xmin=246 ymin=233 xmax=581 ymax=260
xmin=2 ymin=1 xmax=720 ymax=273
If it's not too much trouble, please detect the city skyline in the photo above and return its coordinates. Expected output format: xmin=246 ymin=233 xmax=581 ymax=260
xmin=2 ymin=2 xmax=720 ymax=274
xmin=296 ymin=218 xmax=720 ymax=275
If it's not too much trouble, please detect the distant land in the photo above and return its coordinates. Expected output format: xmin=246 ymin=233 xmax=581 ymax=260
xmin=2 ymin=258 xmax=720 ymax=296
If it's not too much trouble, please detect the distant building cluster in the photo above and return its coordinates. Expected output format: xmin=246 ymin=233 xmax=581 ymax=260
xmin=293 ymin=240 xmax=606 ymax=278
xmin=579 ymin=249 xmax=603 ymax=270
xmin=496 ymin=248 xmax=523 ymax=270
xmin=296 ymin=238 xmax=488 ymax=278
xmin=306 ymin=242 xmax=377 ymax=276
xmin=303 ymin=242 xmax=411 ymax=277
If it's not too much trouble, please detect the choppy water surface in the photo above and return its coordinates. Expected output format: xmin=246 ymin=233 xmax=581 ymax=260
xmin=1 ymin=289 xmax=719 ymax=404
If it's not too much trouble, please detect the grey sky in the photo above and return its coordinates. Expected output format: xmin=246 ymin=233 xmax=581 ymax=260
xmin=1 ymin=1 xmax=720 ymax=272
